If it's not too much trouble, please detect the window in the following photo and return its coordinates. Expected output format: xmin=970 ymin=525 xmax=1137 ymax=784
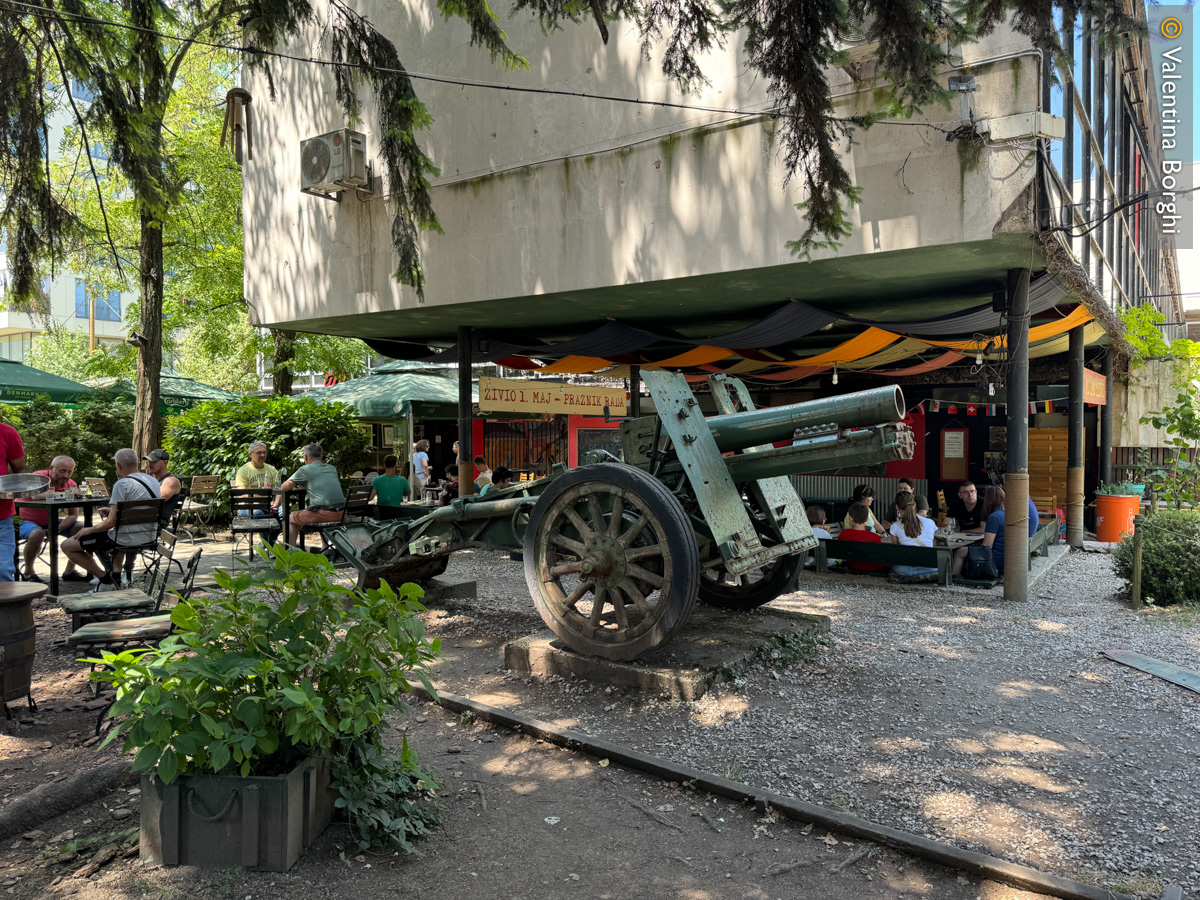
xmin=70 ymin=78 xmax=95 ymax=103
xmin=74 ymin=283 xmax=121 ymax=321
xmin=96 ymin=290 xmax=120 ymax=322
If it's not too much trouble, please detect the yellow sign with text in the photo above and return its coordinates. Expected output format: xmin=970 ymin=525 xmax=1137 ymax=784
xmin=1083 ymin=369 xmax=1107 ymax=406
xmin=478 ymin=377 xmax=627 ymax=416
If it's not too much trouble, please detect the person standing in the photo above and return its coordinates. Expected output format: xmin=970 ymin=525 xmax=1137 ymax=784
xmin=273 ymin=444 xmax=345 ymax=550
xmin=20 ymin=455 xmax=81 ymax=583
xmin=0 ymin=420 xmax=26 ymax=582
xmin=142 ymin=450 xmax=183 ymax=529
xmin=412 ymin=440 xmax=431 ymax=494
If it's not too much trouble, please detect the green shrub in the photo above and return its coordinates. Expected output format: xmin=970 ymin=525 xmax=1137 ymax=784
xmin=1112 ymin=510 xmax=1200 ymax=606
xmin=89 ymin=545 xmax=442 ymax=852
xmin=70 ymin=390 xmax=136 ymax=484
xmin=164 ymin=394 xmax=373 ymax=519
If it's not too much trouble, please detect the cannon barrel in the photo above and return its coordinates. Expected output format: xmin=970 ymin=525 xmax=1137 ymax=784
xmin=724 ymin=422 xmax=915 ymax=483
xmin=704 ymin=385 xmax=904 ymax=452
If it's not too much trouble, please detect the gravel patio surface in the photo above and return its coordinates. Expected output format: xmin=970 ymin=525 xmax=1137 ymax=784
xmin=430 ymin=547 xmax=1200 ymax=898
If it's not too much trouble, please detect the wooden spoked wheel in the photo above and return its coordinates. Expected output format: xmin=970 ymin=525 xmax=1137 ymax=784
xmin=698 ymin=553 xmax=802 ymax=610
xmin=523 ymin=464 xmax=699 ymax=660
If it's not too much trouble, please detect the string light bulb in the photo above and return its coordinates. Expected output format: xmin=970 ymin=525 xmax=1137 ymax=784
xmin=976 ymin=351 xmax=983 ymax=365
xmin=832 ymin=365 xmax=839 ymax=386
xmin=988 ymin=382 xmax=995 ymax=396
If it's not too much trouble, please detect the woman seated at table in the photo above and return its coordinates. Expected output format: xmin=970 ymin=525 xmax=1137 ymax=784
xmin=841 ymin=484 xmax=884 ymax=533
xmin=887 ymin=492 xmax=938 ymax=580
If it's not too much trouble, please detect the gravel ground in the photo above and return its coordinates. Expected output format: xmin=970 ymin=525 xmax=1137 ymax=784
xmin=436 ymin=547 xmax=1200 ymax=898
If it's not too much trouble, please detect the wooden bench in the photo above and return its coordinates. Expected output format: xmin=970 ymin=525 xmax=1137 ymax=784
xmin=814 ymin=540 xmax=952 ymax=586
xmin=1029 ymin=518 xmax=1056 ymax=560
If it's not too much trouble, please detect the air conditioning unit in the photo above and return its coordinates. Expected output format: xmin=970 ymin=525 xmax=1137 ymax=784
xmin=300 ymin=128 xmax=370 ymax=197
xmin=835 ymin=12 xmax=879 ymax=65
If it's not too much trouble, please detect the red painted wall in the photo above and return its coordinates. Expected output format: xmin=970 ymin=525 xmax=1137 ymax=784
xmin=886 ymin=410 xmax=926 ymax=479
xmin=568 ymin=415 xmax=621 ymax=468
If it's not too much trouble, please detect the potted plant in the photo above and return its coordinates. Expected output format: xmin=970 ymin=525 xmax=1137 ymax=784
xmin=86 ymin=545 xmax=442 ymax=871
xmin=1094 ymin=482 xmax=1142 ymax=543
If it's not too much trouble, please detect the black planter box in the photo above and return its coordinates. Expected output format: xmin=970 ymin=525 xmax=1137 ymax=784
xmin=141 ymin=757 xmax=335 ymax=871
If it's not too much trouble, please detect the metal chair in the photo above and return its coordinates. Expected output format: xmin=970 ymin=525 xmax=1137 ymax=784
xmin=229 ymin=488 xmax=278 ymax=563
xmin=61 ymin=531 xmax=176 ymax=631
xmin=177 ymin=475 xmax=220 ymax=540
xmin=106 ymin=498 xmax=164 ymax=584
xmin=342 ymin=484 xmax=374 ymax=524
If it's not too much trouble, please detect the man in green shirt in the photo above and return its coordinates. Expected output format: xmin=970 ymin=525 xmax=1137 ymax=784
xmin=235 ymin=442 xmax=280 ymax=488
xmin=273 ymin=443 xmax=345 ymax=549
xmin=370 ymin=454 xmax=409 ymax=508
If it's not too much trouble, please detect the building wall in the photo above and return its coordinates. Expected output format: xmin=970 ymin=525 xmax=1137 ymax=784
xmin=1111 ymin=358 xmax=1181 ymax=447
xmin=244 ymin=5 xmax=1046 ymax=331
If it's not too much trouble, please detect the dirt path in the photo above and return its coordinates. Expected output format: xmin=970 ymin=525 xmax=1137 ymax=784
xmin=1 ymin=699 xmax=1054 ymax=900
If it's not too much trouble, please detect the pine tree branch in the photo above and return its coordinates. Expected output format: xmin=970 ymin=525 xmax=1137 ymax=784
xmin=45 ymin=29 xmax=126 ymax=283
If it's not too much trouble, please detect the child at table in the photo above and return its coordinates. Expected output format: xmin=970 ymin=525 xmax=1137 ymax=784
xmin=839 ymin=502 xmax=888 ymax=572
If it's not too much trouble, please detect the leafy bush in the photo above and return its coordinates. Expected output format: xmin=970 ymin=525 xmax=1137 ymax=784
xmin=0 ymin=392 xmax=133 ymax=481
xmin=1112 ymin=510 xmax=1200 ymax=606
xmin=72 ymin=391 xmax=136 ymax=484
xmin=164 ymin=394 xmax=373 ymax=519
xmin=89 ymin=546 xmax=442 ymax=851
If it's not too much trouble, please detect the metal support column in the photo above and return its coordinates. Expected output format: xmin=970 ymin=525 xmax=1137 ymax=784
xmin=1100 ymin=352 xmax=1114 ymax=486
xmin=457 ymin=326 xmax=474 ymax=498
xmin=629 ymin=365 xmax=642 ymax=418
xmin=1066 ymin=326 xmax=1086 ymax=548
xmin=1004 ymin=268 xmax=1031 ymax=602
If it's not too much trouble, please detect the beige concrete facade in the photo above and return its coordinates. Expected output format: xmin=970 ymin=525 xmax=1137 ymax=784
xmin=243 ymin=5 xmax=1048 ymax=339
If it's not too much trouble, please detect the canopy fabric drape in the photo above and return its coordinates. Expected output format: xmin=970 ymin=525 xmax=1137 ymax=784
xmin=773 ymin=327 xmax=901 ymax=366
xmin=862 ymin=351 xmax=966 ymax=376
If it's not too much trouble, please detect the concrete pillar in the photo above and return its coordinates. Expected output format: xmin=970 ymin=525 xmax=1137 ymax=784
xmin=629 ymin=365 xmax=642 ymax=418
xmin=457 ymin=326 xmax=474 ymax=498
xmin=1066 ymin=326 xmax=1086 ymax=547
xmin=1100 ymin=352 xmax=1114 ymax=486
xmin=1004 ymin=268 xmax=1031 ymax=602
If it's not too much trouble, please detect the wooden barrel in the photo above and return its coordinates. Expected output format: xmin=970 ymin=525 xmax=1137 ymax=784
xmin=0 ymin=583 xmax=46 ymax=705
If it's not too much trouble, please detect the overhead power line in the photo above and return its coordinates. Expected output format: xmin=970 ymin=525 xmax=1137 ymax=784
xmin=4 ymin=0 xmax=952 ymax=132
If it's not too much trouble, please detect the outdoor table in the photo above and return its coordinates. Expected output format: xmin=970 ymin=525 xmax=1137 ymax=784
xmin=271 ymin=486 xmax=307 ymax=548
xmin=937 ymin=531 xmax=984 ymax=548
xmin=1 ymin=581 xmax=48 ymax=720
xmin=15 ymin=495 xmax=112 ymax=598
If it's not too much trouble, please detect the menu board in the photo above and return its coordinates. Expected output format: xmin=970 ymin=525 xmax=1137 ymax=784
xmin=940 ymin=429 xmax=969 ymax=481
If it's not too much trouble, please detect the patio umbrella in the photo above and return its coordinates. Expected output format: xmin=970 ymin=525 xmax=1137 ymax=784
xmin=88 ymin=374 xmax=240 ymax=414
xmin=304 ymin=371 xmax=477 ymax=420
xmin=0 ymin=358 xmax=93 ymax=405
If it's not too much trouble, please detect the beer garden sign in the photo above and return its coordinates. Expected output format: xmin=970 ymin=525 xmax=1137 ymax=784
xmin=478 ymin=377 xmax=627 ymax=417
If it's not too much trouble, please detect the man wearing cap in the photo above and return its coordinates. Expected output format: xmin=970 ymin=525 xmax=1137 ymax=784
xmin=143 ymin=449 xmax=184 ymax=529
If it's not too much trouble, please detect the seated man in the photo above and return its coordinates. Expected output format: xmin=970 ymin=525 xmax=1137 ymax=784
xmin=20 ymin=455 xmax=85 ymax=583
xmin=62 ymin=448 xmax=160 ymax=591
xmin=370 ymin=455 xmax=409 ymax=508
xmin=233 ymin=441 xmax=281 ymax=542
xmin=479 ymin=466 xmax=513 ymax=496
xmin=437 ymin=463 xmax=461 ymax=507
xmin=473 ymin=456 xmax=492 ymax=490
xmin=272 ymin=443 xmax=344 ymax=550
xmin=142 ymin=449 xmax=183 ymax=530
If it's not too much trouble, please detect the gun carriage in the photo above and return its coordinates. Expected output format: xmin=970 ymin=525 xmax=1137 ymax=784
xmin=331 ymin=371 xmax=914 ymax=660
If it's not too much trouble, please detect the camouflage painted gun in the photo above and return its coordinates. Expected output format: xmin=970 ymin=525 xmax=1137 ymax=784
xmin=330 ymin=372 xmax=914 ymax=660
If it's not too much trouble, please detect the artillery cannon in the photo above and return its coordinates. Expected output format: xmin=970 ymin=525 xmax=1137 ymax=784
xmin=330 ymin=371 xmax=914 ymax=660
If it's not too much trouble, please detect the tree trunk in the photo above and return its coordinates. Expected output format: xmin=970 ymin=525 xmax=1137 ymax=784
xmin=272 ymin=329 xmax=296 ymax=396
xmin=131 ymin=208 xmax=164 ymax=456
